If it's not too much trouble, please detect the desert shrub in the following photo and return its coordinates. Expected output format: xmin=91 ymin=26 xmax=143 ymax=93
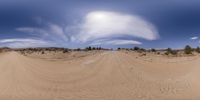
xmin=166 ymin=48 xmax=172 ymax=55
xmin=92 ymin=47 xmax=96 ymax=50
xmin=171 ymin=50 xmax=177 ymax=55
xmin=184 ymin=45 xmax=192 ymax=54
xmin=0 ymin=49 xmax=2 ymax=53
xmin=98 ymin=47 xmax=102 ymax=50
xmin=134 ymin=47 xmax=140 ymax=51
xmin=41 ymin=51 xmax=45 ymax=54
xmin=140 ymin=48 xmax=146 ymax=52
xmin=165 ymin=48 xmax=177 ymax=55
xmin=165 ymin=52 xmax=169 ymax=55
xmin=196 ymin=47 xmax=200 ymax=53
xmin=85 ymin=46 xmax=92 ymax=51
xmin=118 ymin=48 xmax=121 ymax=50
xmin=63 ymin=49 xmax=69 ymax=53
xmin=76 ymin=48 xmax=81 ymax=51
xmin=151 ymin=48 xmax=156 ymax=52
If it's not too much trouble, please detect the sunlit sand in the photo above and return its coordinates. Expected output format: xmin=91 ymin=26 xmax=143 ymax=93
xmin=0 ymin=49 xmax=200 ymax=100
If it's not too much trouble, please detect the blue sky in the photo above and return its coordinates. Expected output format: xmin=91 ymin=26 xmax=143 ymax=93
xmin=0 ymin=0 xmax=200 ymax=49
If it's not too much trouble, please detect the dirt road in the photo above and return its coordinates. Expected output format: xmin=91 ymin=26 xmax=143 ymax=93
xmin=0 ymin=51 xmax=200 ymax=100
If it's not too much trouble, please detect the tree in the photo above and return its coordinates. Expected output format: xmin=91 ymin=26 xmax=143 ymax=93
xmin=184 ymin=45 xmax=192 ymax=54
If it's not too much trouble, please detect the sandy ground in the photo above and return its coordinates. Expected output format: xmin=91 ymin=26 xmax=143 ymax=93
xmin=0 ymin=51 xmax=200 ymax=100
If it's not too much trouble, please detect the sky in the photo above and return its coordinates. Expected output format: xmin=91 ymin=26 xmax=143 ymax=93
xmin=0 ymin=0 xmax=200 ymax=49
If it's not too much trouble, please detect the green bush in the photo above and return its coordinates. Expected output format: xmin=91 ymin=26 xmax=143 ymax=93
xmin=184 ymin=45 xmax=192 ymax=54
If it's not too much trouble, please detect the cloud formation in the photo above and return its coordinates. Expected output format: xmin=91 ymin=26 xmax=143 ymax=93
xmin=16 ymin=23 xmax=68 ymax=41
xmin=190 ymin=36 xmax=199 ymax=40
xmin=70 ymin=11 xmax=159 ymax=43
xmin=12 ymin=11 xmax=159 ymax=48
xmin=90 ymin=39 xmax=142 ymax=46
xmin=0 ymin=38 xmax=53 ymax=48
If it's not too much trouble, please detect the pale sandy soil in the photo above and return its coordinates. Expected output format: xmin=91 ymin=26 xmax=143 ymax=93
xmin=0 ymin=51 xmax=200 ymax=100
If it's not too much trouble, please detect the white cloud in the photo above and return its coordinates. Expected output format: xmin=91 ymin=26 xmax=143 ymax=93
xmin=16 ymin=23 xmax=68 ymax=41
xmin=90 ymin=39 xmax=142 ymax=46
xmin=16 ymin=27 xmax=49 ymax=36
xmin=69 ymin=11 xmax=159 ymax=43
xmin=190 ymin=36 xmax=198 ymax=40
xmin=48 ymin=23 xmax=68 ymax=40
xmin=0 ymin=38 xmax=54 ymax=48
xmin=0 ymin=38 xmax=42 ymax=43
xmin=14 ymin=12 xmax=159 ymax=47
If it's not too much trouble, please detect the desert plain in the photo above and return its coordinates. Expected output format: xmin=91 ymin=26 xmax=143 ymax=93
xmin=0 ymin=49 xmax=200 ymax=100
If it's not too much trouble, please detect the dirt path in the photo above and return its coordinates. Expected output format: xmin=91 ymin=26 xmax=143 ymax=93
xmin=0 ymin=51 xmax=200 ymax=100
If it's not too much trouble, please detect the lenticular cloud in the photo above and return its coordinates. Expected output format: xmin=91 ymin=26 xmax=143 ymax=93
xmin=70 ymin=11 xmax=159 ymax=43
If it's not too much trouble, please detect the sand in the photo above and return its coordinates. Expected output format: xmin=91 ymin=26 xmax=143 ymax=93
xmin=0 ymin=51 xmax=200 ymax=100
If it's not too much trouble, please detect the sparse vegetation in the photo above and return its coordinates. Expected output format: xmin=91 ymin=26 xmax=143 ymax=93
xmin=196 ymin=47 xmax=200 ymax=53
xmin=165 ymin=48 xmax=172 ymax=55
xmin=134 ymin=47 xmax=140 ymax=51
xmin=184 ymin=45 xmax=192 ymax=54
xmin=76 ymin=48 xmax=81 ymax=51
xmin=140 ymin=48 xmax=146 ymax=52
xmin=165 ymin=48 xmax=177 ymax=55
xmin=131 ymin=47 xmax=146 ymax=52
xmin=151 ymin=48 xmax=156 ymax=52
xmin=86 ymin=46 xmax=92 ymax=51
xmin=85 ymin=46 xmax=103 ymax=51
xmin=63 ymin=48 xmax=69 ymax=53
xmin=98 ymin=47 xmax=102 ymax=50
xmin=92 ymin=47 xmax=96 ymax=50
xmin=0 ymin=47 xmax=11 ymax=53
